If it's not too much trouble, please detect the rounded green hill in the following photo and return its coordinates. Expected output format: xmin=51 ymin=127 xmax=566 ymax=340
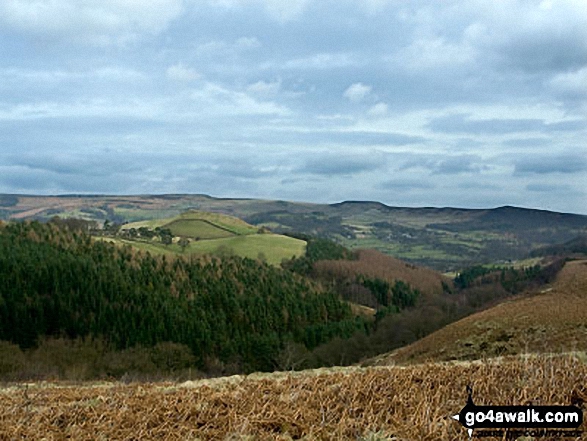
xmin=118 ymin=210 xmax=305 ymax=265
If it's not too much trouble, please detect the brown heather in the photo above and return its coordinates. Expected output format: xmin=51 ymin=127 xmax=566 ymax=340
xmin=373 ymin=259 xmax=587 ymax=365
xmin=0 ymin=354 xmax=586 ymax=440
xmin=313 ymin=249 xmax=448 ymax=295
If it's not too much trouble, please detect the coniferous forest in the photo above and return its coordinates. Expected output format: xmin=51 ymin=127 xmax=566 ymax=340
xmin=0 ymin=220 xmax=362 ymax=375
xmin=0 ymin=218 xmax=567 ymax=380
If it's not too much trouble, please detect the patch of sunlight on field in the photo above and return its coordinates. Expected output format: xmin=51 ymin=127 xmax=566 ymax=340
xmin=166 ymin=219 xmax=235 ymax=239
xmin=188 ymin=234 xmax=306 ymax=265
xmin=97 ymin=234 xmax=306 ymax=266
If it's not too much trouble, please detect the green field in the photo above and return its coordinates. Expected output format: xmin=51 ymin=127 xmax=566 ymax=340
xmin=98 ymin=233 xmax=305 ymax=266
xmin=97 ymin=237 xmax=177 ymax=255
xmin=187 ymin=233 xmax=306 ymax=265
xmin=102 ymin=210 xmax=305 ymax=266
xmin=166 ymin=219 xmax=235 ymax=239
xmin=122 ymin=211 xmax=259 ymax=237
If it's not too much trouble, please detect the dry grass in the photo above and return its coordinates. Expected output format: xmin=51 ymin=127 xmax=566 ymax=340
xmin=1 ymin=355 xmax=586 ymax=440
xmin=371 ymin=259 xmax=587 ymax=365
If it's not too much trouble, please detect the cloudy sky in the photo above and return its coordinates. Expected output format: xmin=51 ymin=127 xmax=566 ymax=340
xmin=1 ymin=0 xmax=586 ymax=214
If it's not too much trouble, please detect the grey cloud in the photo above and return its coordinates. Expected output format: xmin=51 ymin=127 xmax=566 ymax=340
xmin=493 ymin=23 xmax=587 ymax=73
xmin=331 ymin=131 xmax=425 ymax=146
xmin=0 ymin=166 xmax=136 ymax=194
xmin=526 ymin=184 xmax=574 ymax=193
xmin=253 ymin=130 xmax=424 ymax=146
xmin=206 ymin=160 xmax=278 ymax=180
xmin=297 ymin=153 xmax=386 ymax=176
xmin=453 ymin=138 xmax=486 ymax=149
xmin=3 ymin=154 xmax=144 ymax=178
xmin=456 ymin=181 xmax=501 ymax=191
xmin=514 ymin=154 xmax=587 ymax=175
xmin=0 ymin=0 xmax=586 ymax=215
xmin=428 ymin=114 xmax=586 ymax=135
xmin=401 ymin=154 xmax=487 ymax=175
xmin=432 ymin=155 xmax=487 ymax=175
xmin=549 ymin=67 xmax=587 ymax=100
xmin=379 ymin=179 xmax=434 ymax=190
xmin=502 ymin=138 xmax=552 ymax=148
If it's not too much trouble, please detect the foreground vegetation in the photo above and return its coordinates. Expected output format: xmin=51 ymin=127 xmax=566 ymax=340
xmin=1 ymin=354 xmax=585 ymax=440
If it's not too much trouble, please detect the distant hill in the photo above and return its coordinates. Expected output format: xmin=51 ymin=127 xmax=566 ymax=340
xmin=2 ymin=194 xmax=587 ymax=270
xmin=108 ymin=211 xmax=305 ymax=266
xmin=368 ymin=259 xmax=587 ymax=365
xmin=531 ymin=235 xmax=587 ymax=257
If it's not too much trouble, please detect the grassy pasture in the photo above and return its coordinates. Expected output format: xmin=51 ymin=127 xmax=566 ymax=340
xmin=177 ymin=210 xmax=258 ymax=235
xmin=98 ymin=233 xmax=306 ymax=266
xmin=112 ymin=210 xmax=305 ymax=265
xmin=166 ymin=219 xmax=235 ymax=239
xmin=188 ymin=233 xmax=306 ymax=265
xmin=122 ymin=211 xmax=259 ymax=236
xmin=96 ymin=237 xmax=177 ymax=255
xmin=114 ymin=211 xmax=305 ymax=265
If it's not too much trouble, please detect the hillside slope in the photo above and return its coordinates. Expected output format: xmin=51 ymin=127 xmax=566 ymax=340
xmin=122 ymin=210 xmax=259 ymax=236
xmin=0 ymin=221 xmax=355 ymax=373
xmin=313 ymin=248 xmax=448 ymax=296
xmin=113 ymin=210 xmax=305 ymax=265
xmin=3 ymin=194 xmax=587 ymax=270
xmin=369 ymin=259 xmax=587 ymax=365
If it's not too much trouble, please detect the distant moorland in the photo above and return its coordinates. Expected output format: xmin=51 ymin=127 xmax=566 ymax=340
xmin=2 ymin=193 xmax=587 ymax=270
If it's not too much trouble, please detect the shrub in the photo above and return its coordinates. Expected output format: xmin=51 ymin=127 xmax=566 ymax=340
xmin=0 ymin=341 xmax=26 ymax=379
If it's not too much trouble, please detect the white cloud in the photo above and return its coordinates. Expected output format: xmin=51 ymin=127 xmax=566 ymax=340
xmin=211 ymin=0 xmax=308 ymax=22
xmin=235 ymin=36 xmax=261 ymax=49
xmin=0 ymin=0 xmax=184 ymax=44
xmin=262 ymin=0 xmax=308 ymax=22
xmin=247 ymin=79 xmax=281 ymax=96
xmin=0 ymin=99 xmax=159 ymax=121
xmin=458 ymin=0 xmax=587 ymax=72
xmin=166 ymin=64 xmax=201 ymax=82
xmin=283 ymin=53 xmax=358 ymax=70
xmin=343 ymin=83 xmax=372 ymax=103
xmin=549 ymin=67 xmax=587 ymax=96
xmin=195 ymin=37 xmax=261 ymax=59
xmin=0 ymin=66 xmax=145 ymax=83
xmin=392 ymin=37 xmax=476 ymax=71
xmin=189 ymin=83 xmax=290 ymax=116
xmin=1 ymin=0 xmax=586 ymax=214
xmin=368 ymin=102 xmax=389 ymax=116
xmin=360 ymin=0 xmax=397 ymax=14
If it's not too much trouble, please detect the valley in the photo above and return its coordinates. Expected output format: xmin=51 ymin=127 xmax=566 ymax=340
xmin=1 ymin=194 xmax=586 ymax=440
xmin=2 ymin=194 xmax=587 ymax=270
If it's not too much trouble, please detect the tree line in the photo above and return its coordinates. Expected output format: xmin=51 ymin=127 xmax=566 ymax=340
xmin=0 ymin=220 xmax=362 ymax=374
